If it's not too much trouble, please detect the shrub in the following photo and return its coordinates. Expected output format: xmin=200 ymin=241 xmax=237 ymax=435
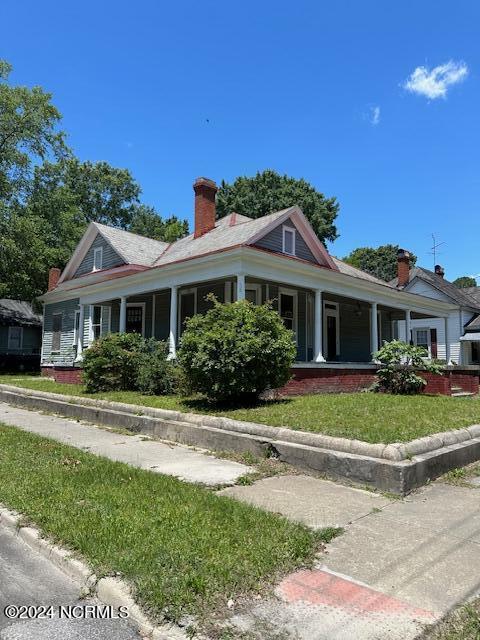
xmin=136 ymin=339 xmax=177 ymax=395
xmin=373 ymin=340 xmax=443 ymax=395
xmin=177 ymin=297 xmax=297 ymax=403
xmin=82 ymin=333 xmax=175 ymax=395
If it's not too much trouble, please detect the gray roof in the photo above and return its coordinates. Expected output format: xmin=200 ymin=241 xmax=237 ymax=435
xmin=94 ymin=223 xmax=169 ymax=266
xmin=153 ymin=209 xmax=295 ymax=267
xmin=331 ymin=257 xmax=393 ymax=286
xmin=462 ymin=286 xmax=480 ymax=306
xmin=464 ymin=314 xmax=480 ymax=332
xmin=0 ymin=299 xmax=42 ymax=326
xmin=391 ymin=267 xmax=480 ymax=310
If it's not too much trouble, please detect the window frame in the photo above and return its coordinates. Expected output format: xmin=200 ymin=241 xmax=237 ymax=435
xmin=278 ymin=287 xmax=298 ymax=343
xmin=90 ymin=305 xmax=103 ymax=342
xmin=93 ymin=246 xmax=103 ymax=272
xmin=413 ymin=327 xmax=431 ymax=355
xmin=7 ymin=326 xmax=23 ymax=351
xmin=282 ymin=225 xmax=296 ymax=256
xmin=245 ymin=283 xmax=262 ymax=305
xmin=126 ymin=302 xmax=146 ymax=336
xmin=323 ymin=300 xmax=340 ymax=358
xmin=73 ymin=309 xmax=81 ymax=346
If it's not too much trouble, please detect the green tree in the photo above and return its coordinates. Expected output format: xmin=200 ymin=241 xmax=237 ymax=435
xmin=343 ymin=245 xmax=417 ymax=282
xmin=453 ymin=276 xmax=477 ymax=289
xmin=129 ymin=205 xmax=189 ymax=242
xmin=216 ymin=170 xmax=339 ymax=243
xmin=0 ymin=60 xmax=67 ymax=203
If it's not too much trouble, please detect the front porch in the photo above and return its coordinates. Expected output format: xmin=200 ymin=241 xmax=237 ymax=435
xmin=43 ymin=273 xmax=449 ymax=377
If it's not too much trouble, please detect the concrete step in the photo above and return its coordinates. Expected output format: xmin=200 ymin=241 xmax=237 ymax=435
xmin=451 ymin=391 xmax=475 ymax=397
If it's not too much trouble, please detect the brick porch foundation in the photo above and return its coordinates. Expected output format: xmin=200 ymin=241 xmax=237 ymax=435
xmin=41 ymin=366 xmax=83 ymax=384
xmin=281 ymin=366 xmax=479 ymax=396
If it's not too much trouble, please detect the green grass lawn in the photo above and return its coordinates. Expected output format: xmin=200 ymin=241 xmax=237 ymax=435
xmin=1 ymin=374 xmax=480 ymax=444
xmin=0 ymin=423 xmax=331 ymax=626
xmin=422 ymin=599 xmax=480 ymax=640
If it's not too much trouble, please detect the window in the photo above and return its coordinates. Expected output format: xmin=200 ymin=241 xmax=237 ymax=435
xmin=91 ymin=306 xmax=102 ymax=340
xmin=52 ymin=313 xmax=62 ymax=352
xmin=472 ymin=342 xmax=480 ymax=364
xmin=413 ymin=328 xmax=430 ymax=354
xmin=93 ymin=246 xmax=103 ymax=271
xmin=126 ymin=305 xmax=144 ymax=334
xmin=245 ymin=284 xmax=262 ymax=305
xmin=8 ymin=326 xmax=23 ymax=351
xmin=279 ymin=288 xmax=297 ymax=340
xmin=282 ymin=226 xmax=296 ymax=256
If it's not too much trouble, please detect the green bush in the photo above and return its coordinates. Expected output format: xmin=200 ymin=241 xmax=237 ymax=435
xmin=177 ymin=297 xmax=297 ymax=403
xmin=82 ymin=333 xmax=175 ymax=395
xmin=373 ymin=340 xmax=443 ymax=395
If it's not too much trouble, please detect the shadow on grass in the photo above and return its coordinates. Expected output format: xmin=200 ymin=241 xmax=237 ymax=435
xmin=181 ymin=395 xmax=294 ymax=413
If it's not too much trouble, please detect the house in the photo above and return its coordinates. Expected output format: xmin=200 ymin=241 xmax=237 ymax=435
xmin=39 ymin=177 xmax=478 ymax=394
xmin=390 ymin=257 xmax=480 ymax=366
xmin=0 ymin=299 xmax=42 ymax=372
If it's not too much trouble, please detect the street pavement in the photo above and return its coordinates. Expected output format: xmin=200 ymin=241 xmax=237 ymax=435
xmin=0 ymin=526 xmax=139 ymax=640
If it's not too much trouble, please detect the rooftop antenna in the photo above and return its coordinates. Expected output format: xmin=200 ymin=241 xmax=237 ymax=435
xmin=429 ymin=233 xmax=445 ymax=269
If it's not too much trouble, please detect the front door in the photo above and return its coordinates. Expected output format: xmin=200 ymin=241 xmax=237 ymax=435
xmin=326 ymin=315 xmax=337 ymax=360
xmin=126 ymin=306 xmax=143 ymax=334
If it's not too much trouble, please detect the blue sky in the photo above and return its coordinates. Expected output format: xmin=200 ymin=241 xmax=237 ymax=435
xmin=3 ymin=1 xmax=479 ymax=280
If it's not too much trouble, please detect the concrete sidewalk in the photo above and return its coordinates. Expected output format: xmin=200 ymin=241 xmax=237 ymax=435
xmin=223 ymin=476 xmax=480 ymax=639
xmin=0 ymin=402 xmax=249 ymax=486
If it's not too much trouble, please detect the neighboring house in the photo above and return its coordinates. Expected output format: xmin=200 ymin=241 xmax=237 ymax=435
xmin=390 ymin=257 xmax=480 ymax=365
xmin=0 ymin=299 xmax=42 ymax=372
xmin=39 ymin=177 xmax=469 ymax=393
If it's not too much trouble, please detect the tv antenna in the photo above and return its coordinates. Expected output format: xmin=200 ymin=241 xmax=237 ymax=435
xmin=429 ymin=234 xmax=445 ymax=269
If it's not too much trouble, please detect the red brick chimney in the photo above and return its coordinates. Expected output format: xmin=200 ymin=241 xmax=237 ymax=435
xmin=434 ymin=264 xmax=445 ymax=278
xmin=397 ymin=249 xmax=411 ymax=287
xmin=193 ymin=177 xmax=217 ymax=238
xmin=48 ymin=267 xmax=61 ymax=291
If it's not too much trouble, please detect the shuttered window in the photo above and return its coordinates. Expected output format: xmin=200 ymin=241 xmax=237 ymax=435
xmin=52 ymin=313 xmax=62 ymax=352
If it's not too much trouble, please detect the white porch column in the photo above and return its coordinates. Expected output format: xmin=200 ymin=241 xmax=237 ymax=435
xmin=75 ymin=304 xmax=85 ymax=362
xmin=314 ymin=289 xmax=325 ymax=362
xmin=168 ymin=285 xmax=178 ymax=360
xmin=405 ymin=309 xmax=411 ymax=344
xmin=445 ymin=316 xmax=452 ymax=364
xmin=236 ymin=274 xmax=246 ymax=301
xmin=370 ymin=302 xmax=378 ymax=358
xmin=119 ymin=297 xmax=127 ymax=333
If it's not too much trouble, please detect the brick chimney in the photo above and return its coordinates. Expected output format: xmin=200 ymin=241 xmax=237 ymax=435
xmin=434 ymin=264 xmax=445 ymax=278
xmin=48 ymin=267 xmax=61 ymax=291
xmin=397 ymin=249 xmax=411 ymax=287
xmin=193 ymin=177 xmax=217 ymax=238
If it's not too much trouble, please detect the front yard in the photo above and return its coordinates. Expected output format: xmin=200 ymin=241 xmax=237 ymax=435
xmin=0 ymin=423 xmax=331 ymax=628
xmin=1 ymin=375 xmax=480 ymax=444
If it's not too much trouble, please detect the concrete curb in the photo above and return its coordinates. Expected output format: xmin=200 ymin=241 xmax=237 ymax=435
xmin=1 ymin=385 xmax=480 ymax=494
xmin=2 ymin=383 xmax=479 ymax=461
xmin=0 ymin=504 xmax=190 ymax=640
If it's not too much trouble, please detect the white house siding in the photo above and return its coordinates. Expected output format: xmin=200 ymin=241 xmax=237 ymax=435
xmin=396 ymin=310 xmax=463 ymax=363
xmin=42 ymin=299 xmax=79 ymax=365
xmin=406 ymin=279 xmax=452 ymax=302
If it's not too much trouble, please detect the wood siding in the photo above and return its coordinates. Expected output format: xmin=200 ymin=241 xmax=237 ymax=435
xmin=0 ymin=325 xmax=41 ymax=355
xmin=254 ymin=218 xmax=317 ymax=263
xmin=42 ymin=298 xmax=79 ymax=364
xmin=74 ymin=234 xmax=124 ymax=278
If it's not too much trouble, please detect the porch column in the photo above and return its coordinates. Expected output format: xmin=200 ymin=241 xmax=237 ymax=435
xmin=405 ymin=309 xmax=411 ymax=344
xmin=75 ymin=304 xmax=85 ymax=362
xmin=119 ymin=296 xmax=127 ymax=333
xmin=314 ymin=289 xmax=325 ymax=362
xmin=444 ymin=316 xmax=451 ymax=364
xmin=236 ymin=274 xmax=246 ymax=301
xmin=168 ymin=285 xmax=178 ymax=360
xmin=370 ymin=302 xmax=378 ymax=358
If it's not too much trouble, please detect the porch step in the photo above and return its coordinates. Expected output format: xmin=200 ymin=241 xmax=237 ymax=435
xmin=451 ymin=391 xmax=475 ymax=397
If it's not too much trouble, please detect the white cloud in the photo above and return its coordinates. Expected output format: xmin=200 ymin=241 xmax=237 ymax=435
xmin=370 ymin=105 xmax=380 ymax=125
xmin=403 ymin=60 xmax=468 ymax=99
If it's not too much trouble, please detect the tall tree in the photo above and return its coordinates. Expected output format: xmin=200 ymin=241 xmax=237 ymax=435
xmin=343 ymin=245 xmax=417 ymax=282
xmin=129 ymin=205 xmax=189 ymax=242
xmin=453 ymin=276 xmax=477 ymax=288
xmin=216 ymin=170 xmax=339 ymax=243
xmin=0 ymin=60 xmax=67 ymax=203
